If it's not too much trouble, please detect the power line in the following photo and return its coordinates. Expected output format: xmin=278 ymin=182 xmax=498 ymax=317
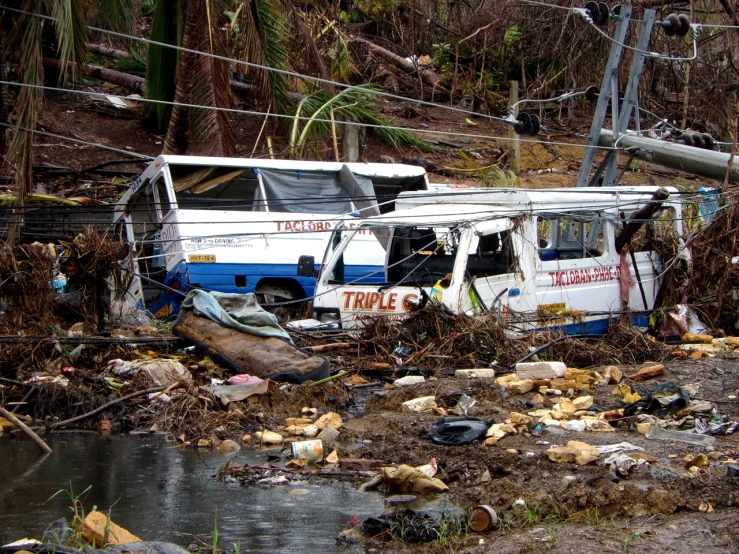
xmin=0 ymin=80 xmax=616 ymax=151
xmin=0 ymin=122 xmax=153 ymax=160
xmin=0 ymin=5 xmax=512 ymax=126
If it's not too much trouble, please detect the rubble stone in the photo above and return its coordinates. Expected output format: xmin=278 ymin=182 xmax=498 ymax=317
xmin=684 ymin=453 xmax=709 ymax=469
xmin=302 ymin=425 xmax=319 ymax=438
xmin=495 ymin=374 xmax=519 ymax=387
xmin=317 ymin=427 xmax=339 ymax=445
xmin=254 ymin=431 xmax=284 ymax=445
xmin=509 ymin=412 xmax=532 ymax=425
xmin=394 ymin=376 xmax=426 ymax=386
xmin=549 ymin=378 xmax=577 ymax=392
xmin=515 ymin=361 xmax=566 ymax=380
xmin=602 ymin=365 xmax=623 ymax=383
xmin=484 ymin=437 xmax=498 ymax=447
xmin=82 ymin=511 xmax=141 ymax=547
xmin=217 ymin=439 xmax=241 ymax=454
xmin=630 ymin=364 xmax=665 ymax=381
xmin=546 ymin=440 xmax=600 ymax=465
xmin=572 ymin=396 xmax=594 ymax=410
xmin=508 ymin=380 xmax=535 ymax=394
xmin=315 ymin=412 xmax=343 ymax=430
xmin=401 ymin=396 xmax=437 ymax=413
xmin=325 ymin=449 xmax=339 ymax=464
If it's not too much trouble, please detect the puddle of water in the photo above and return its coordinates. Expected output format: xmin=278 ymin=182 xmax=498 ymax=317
xmin=0 ymin=434 xmax=384 ymax=552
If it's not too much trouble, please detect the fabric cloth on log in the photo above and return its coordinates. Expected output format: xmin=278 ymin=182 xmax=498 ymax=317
xmin=179 ymin=290 xmax=292 ymax=343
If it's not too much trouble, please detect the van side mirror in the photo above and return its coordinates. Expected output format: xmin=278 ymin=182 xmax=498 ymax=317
xmin=297 ymin=255 xmax=317 ymax=277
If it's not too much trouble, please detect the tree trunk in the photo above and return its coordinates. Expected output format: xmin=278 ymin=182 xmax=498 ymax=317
xmin=43 ymin=58 xmax=144 ymax=93
xmin=163 ymin=1 xmax=199 ymax=155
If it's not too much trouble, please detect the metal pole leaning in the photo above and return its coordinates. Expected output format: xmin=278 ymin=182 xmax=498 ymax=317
xmin=602 ymin=9 xmax=657 ymax=188
xmin=576 ymin=4 xmax=633 ymax=187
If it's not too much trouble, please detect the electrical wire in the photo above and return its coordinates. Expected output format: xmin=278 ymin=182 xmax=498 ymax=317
xmin=0 ymin=122 xmax=153 ymax=160
xmin=0 ymin=80 xmax=616 ymax=151
xmin=0 ymin=5 xmax=513 ymax=126
xmin=518 ymin=0 xmax=700 ymax=61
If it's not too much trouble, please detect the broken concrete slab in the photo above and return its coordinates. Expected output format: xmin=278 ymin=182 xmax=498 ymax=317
xmin=515 ymin=361 xmax=566 ymax=380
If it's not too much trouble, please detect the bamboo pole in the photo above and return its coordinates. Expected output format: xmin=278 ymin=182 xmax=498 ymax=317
xmin=0 ymin=406 xmax=52 ymax=453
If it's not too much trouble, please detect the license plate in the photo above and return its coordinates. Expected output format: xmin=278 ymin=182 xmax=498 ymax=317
xmin=188 ymin=254 xmax=216 ymax=263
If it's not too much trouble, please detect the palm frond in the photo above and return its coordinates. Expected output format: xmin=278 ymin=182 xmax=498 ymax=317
xmin=238 ymin=0 xmax=292 ymax=110
xmin=94 ymin=0 xmax=140 ymax=35
xmin=51 ymin=0 xmax=88 ymax=81
xmin=114 ymin=45 xmax=147 ymax=77
xmin=6 ymin=12 xmax=44 ymax=243
xmin=289 ymin=87 xmax=436 ymax=156
xmin=146 ymin=0 xmax=182 ymax=133
xmin=293 ymin=14 xmax=333 ymax=93
xmin=320 ymin=21 xmax=356 ymax=82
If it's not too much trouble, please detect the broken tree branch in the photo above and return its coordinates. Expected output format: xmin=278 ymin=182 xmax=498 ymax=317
xmin=0 ymin=406 xmax=52 ymax=453
xmin=48 ymin=385 xmax=168 ymax=431
xmin=614 ymin=187 xmax=670 ymax=254
xmin=351 ymin=36 xmax=443 ymax=90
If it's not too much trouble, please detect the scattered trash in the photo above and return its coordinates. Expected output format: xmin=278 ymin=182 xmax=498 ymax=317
xmin=207 ymin=378 xmax=268 ymax=406
xmin=468 ymin=505 xmax=498 ymax=532
xmin=109 ymin=358 xmax=192 ymax=387
xmin=453 ymin=394 xmax=477 ymax=416
xmin=370 ymin=465 xmax=449 ymax=494
xmin=646 ymin=425 xmax=716 ymax=446
xmin=292 ymin=439 xmax=324 ymax=462
xmin=429 ymin=417 xmax=491 ymax=446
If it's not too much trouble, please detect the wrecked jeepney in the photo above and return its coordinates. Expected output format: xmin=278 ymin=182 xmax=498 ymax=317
xmin=111 ymin=156 xmax=429 ymax=319
xmin=305 ymin=187 xmax=685 ymax=333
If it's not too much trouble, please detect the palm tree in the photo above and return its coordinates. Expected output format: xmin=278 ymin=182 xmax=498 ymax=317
xmin=146 ymin=0 xmax=293 ymax=155
xmin=1 ymin=0 xmax=138 ymax=243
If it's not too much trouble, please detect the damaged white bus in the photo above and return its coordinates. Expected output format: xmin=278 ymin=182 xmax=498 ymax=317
xmin=304 ymin=186 xmax=686 ymax=334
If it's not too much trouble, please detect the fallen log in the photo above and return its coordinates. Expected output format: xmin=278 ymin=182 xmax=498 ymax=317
xmin=87 ymin=43 xmax=133 ymax=60
xmin=43 ymin=57 xmax=145 ymax=94
xmin=0 ymin=406 xmax=52 ymax=453
xmin=351 ymin=36 xmax=443 ymax=90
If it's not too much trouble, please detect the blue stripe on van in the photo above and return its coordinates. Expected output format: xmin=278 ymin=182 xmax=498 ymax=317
xmin=185 ymin=262 xmax=383 ymax=296
xmin=549 ymin=313 xmax=652 ymax=335
xmin=144 ymin=261 xmax=383 ymax=316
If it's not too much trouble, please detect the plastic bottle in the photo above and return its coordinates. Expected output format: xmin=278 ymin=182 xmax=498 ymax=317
xmin=645 ymin=425 xmax=715 ymax=446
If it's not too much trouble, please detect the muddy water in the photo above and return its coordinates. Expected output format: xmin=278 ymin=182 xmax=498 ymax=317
xmin=0 ymin=434 xmax=384 ymax=551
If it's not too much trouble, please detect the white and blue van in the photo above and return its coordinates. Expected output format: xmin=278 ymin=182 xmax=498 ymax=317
xmin=112 ymin=155 xmax=429 ymax=319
